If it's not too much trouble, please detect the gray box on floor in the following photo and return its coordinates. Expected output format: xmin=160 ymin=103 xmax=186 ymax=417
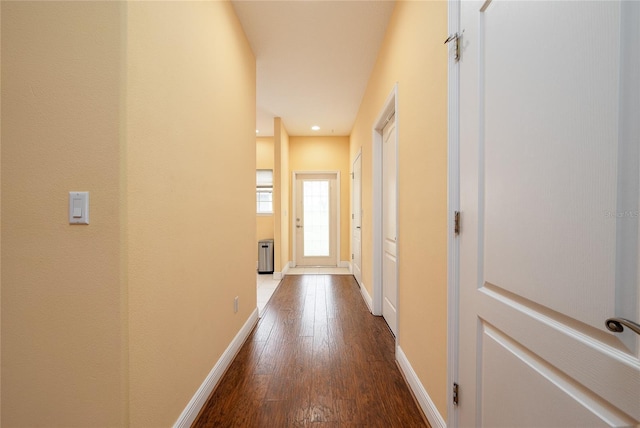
xmin=257 ymin=239 xmax=274 ymax=274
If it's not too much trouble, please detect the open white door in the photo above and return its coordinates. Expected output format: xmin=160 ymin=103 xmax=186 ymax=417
xmin=382 ymin=114 xmax=398 ymax=336
xmin=457 ymin=1 xmax=640 ymax=426
xmin=352 ymin=153 xmax=363 ymax=285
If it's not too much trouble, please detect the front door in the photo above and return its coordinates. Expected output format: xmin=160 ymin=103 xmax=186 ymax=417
xmin=457 ymin=1 xmax=640 ymax=426
xmin=294 ymin=173 xmax=338 ymax=267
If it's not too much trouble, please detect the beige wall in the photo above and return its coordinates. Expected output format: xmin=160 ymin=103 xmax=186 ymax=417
xmin=350 ymin=0 xmax=449 ymax=421
xmin=289 ymin=136 xmax=351 ymax=263
xmin=2 ymin=1 xmax=256 ymax=426
xmin=1 ymin=3 xmax=4 ymax=421
xmin=1 ymin=2 xmax=127 ymax=425
xmin=257 ymin=137 xmax=274 ymax=170
xmin=256 ymin=137 xmax=274 ymax=242
xmin=126 ymin=2 xmax=256 ymax=426
xmin=273 ymin=118 xmax=290 ymax=271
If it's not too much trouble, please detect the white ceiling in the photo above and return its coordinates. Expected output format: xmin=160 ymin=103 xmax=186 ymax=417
xmin=231 ymin=1 xmax=396 ymax=137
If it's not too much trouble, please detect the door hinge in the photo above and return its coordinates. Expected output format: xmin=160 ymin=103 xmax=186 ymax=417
xmin=351 ymin=254 xmax=354 ymax=260
xmin=454 ymin=211 xmax=461 ymax=235
xmin=444 ymin=32 xmax=462 ymax=62
xmin=352 ymin=213 xmax=355 ymax=220
xmin=453 ymin=382 xmax=459 ymax=406
xmin=351 ymin=172 xmax=354 ymax=179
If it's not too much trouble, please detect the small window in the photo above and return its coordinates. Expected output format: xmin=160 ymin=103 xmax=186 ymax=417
xmin=257 ymin=169 xmax=273 ymax=214
xmin=257 ymin=189 xmax=273 ymax=214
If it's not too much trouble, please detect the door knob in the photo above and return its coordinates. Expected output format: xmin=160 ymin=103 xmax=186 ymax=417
xmin=605 ymin=317 xmax=640 ymax=335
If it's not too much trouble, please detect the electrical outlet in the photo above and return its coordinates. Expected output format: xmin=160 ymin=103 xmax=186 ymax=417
xmin=234 ymin=296 xmax=239 ymax=313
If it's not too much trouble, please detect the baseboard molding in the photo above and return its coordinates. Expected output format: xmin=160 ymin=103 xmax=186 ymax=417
xmin=273 ymin=261 xmax=291 ymax=280
xmin=359 ymin=281 xmax=373 ymax=313
xmin=174 ymin=308 xmax=259 ymax=428
xmin=396 ymin=346 xmax=446 ymax=428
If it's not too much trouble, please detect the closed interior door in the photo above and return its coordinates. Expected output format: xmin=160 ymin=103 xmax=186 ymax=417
xmin=352 ymin=153 xmax=363 ymax=285
xmin=382 ymin=114 xmax=398 ymax=335
xmin=457 ymin=0 xmax=640 ymax=426
xmin=295 ymin=173 xmax=338 ymax=267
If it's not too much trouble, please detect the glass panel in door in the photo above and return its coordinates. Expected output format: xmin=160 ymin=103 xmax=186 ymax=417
xmin=303 ymin=180 xmax=330 ymax=257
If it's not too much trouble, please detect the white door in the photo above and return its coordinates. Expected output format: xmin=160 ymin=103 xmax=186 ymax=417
xmin=383 ymin=114 xmax=398 ymax=335
xmin=294 ymin=173 xmax=338 ymax=267
xmin=352 ymin=153 xmax=363 ymax=285
xmin=457 ymin=1 xmax=640 ymax=426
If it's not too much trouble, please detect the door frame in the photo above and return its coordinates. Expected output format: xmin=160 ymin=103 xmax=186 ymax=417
xmin=352 ymin=150 xmax=363 ymax=285
xmin=447 ymin=0 xmax=461 ymax=426
xmin=372 ymin=84 xmax=399 ymax=339
xmin=291 ymin=170 xmax=341 ymax=267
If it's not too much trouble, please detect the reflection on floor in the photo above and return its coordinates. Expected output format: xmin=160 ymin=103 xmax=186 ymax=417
xmin=256 ymin=267 xmax=351 ymax=315
xmin=194 ymin=274 xmax=428 ymax=427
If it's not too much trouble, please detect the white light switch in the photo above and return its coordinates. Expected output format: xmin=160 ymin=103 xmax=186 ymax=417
xmin=69 ymin=192 xmax=89 ymax=225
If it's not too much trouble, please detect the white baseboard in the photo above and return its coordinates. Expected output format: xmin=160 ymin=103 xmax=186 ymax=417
xmin=173 ymin=308 xmax=259 ymax=428
xmin=396 ymin=346 xmax=446 ymax=428
xmin=359 ymin=281 xmax=373 ymax=313
xmin=273 ymin=261 xmax=290 ymax=280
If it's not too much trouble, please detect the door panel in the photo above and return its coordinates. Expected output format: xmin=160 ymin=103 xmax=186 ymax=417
xmin=383 ymin=115 xmax=397 ymax=335
xmin=482 ymin=0 xmax=619 ymax=328
xmin=353 ymin=153 xmax=363 ymax=285
xmin=480 ymin=324 xmax=627 ymax=428
xmin=295 ymin=173 xmax=338 ymax=267
xmin=458 ymin=0 xmax=640 ymax=426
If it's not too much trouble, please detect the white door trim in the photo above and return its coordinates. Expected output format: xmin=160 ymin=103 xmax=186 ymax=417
xmin=372 ymin=84 xmax=399 ymax=338
xmin=447 ymin=0 xmax=461 ymax=426
xmin=291 ymin=170 xmax=341 ymax=267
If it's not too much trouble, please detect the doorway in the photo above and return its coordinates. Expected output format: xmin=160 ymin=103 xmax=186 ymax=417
xmin=293 ymin=172 xmax=339 ymax=267
xmin=372 ymin=85 xmax=399 ymax=337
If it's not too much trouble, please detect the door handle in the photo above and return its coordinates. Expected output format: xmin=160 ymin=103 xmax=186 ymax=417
xmin=605 ymin=317 xmax=640 ymax=335
xmin=356 ymin=226 xmax=361 ymax=229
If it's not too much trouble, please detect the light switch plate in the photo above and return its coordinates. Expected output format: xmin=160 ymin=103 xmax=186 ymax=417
xmin=69 ymin=192 xmax=89 ymax=225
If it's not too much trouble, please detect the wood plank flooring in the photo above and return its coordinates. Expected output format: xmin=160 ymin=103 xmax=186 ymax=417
xmin=193 ymin=274 xmax=429 ymax=427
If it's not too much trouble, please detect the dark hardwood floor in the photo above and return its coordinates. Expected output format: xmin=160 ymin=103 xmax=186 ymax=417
xmin=193 ymin=274 xmax=429 ymax=427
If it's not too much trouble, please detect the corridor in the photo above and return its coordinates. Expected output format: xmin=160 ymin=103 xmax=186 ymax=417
xmin=194 ymin=274 xmax=428 ymax=427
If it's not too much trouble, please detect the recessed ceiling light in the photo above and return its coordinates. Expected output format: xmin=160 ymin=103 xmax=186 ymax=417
xmin=311 ymin=125 xmax=320 ymax=131
xmin=256 ymin=130 xmax=259 ymax=134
